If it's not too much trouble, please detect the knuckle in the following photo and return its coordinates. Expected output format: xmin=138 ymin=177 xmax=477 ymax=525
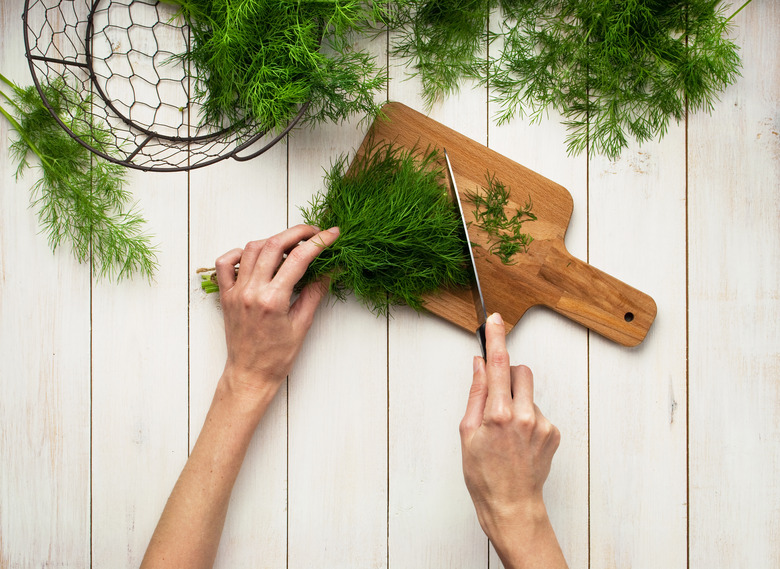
xmin=234 ymin=287 xmax=281 ymax=313
xmin=486 ymin=404 xmax=513 ymax=426
xmin=256 ymin=289 xmax=281 ymax=311
xmin=237 ymin=289 xmax=257 ymax=309
xmin=244 ymin=240 xmax=263 ymax=253
xmin=285 ymin=245 xmax=309 ymax=265
xmin=551 ymin=425 xmax=562 ymax=448
xmin=264 ymin=236 xmax=284 ymax=253
xmin=488 ymin=349 xmax=510 ymax=368
xmin=215 ymin=249 xmax=239 ymax=267
xmin=514 ymin=410 xmax=537 ymax=430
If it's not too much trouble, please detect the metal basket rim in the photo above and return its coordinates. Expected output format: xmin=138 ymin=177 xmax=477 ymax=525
xmin=21 ymin=0 xmax=308 ymax=172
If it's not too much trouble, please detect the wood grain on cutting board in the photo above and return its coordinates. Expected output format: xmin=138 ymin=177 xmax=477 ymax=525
xmin=358 ymin=102 xmax=657 ymax=347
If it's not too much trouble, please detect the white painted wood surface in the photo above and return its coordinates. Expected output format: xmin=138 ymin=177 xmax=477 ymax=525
xmin=1 ymin=3 xmax=778 ymax=569
xmin=688 ymin=3 xmax=780 ymax=568
xmin=387 ymin=47 xmax=489 ymax=569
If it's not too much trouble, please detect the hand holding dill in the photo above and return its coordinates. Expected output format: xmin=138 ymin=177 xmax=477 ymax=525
xmin=200 ymin=142 xmax=473 ymax=314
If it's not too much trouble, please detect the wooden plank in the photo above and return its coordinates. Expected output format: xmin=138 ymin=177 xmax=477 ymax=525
xmin=488 ymin=101 xmax=590 ymax=568
xmin=286 ymin=33 xmax=389 ymax=569
xmin=0 ymin=2 xmax=91 ymax=566
xmin=688 ymin=3 xmax=780 ymax=567
xmin=588 ymin=131 xmax=688 ymax=564
xmin=90 ymin=168 xmax=189 ymax=568
xmin=189 ymin=147 xmax=289 ymax=567
xmin=87 ymin=2 xmax=190 ymax=564
xmin=386 ymin=52 xmax=489 ymax=568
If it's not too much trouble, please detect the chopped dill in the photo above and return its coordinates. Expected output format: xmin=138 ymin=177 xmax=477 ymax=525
xmin=466 ymin=174 xmax=536 ymax=265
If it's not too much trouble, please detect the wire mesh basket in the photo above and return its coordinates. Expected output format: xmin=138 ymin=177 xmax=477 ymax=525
xmin=23 ymin=0 xmax=308 ymax=172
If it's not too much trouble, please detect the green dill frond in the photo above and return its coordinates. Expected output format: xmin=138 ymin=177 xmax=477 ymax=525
xmin=169 ymin=0 xmax=389 ymax=131
xmin=394 ymin=0 xmax=749 ymax=158
xmin=299 ymin=141 xmax=471 ymax=315
xmin=0 ymin=74 xmax=157 ymax=281
xmin=391 ymin=0 xmax=495 ymax=106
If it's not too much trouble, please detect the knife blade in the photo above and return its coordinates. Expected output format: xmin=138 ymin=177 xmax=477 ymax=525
xmin=443 ymin=148 xmax=488 ymax=359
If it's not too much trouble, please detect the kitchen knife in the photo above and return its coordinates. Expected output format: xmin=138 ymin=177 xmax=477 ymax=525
xmin=443 ymin=148 xmax=488 ymax=359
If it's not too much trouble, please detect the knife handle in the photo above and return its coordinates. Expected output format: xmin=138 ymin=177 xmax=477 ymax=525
xmin=540 ymin=244 xmax=657 ymax=347
xmin=476 ymin=322 xmax=487 ymax=360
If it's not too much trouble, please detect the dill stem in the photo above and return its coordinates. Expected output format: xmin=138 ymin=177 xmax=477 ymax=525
xmin=0 ymin=76 xmax=51 ymax=167
xmin=0 ymin=100 xmax=48 ymax=167
xmin=725 ymin=0 xmax=753 ymax=24
xmin=0 ymin=72 xmax=18 ymax=90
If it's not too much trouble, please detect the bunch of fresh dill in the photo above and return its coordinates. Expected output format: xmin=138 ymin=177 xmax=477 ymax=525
xmin=168 ymin=0 xmax=388 ymax=132
xmin=298 ymin=142 xmax=471 ymax=315
xmin=466 ymin=174 xmax=536 ymax=265
xmin=0 ymin=74 xmax=157 ymax=280
xmin=393 ymin=0 xmax=750 ymax=158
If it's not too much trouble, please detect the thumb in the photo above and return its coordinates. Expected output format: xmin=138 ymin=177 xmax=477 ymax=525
xmin=460 ymin=356 xmax=488 ymax=439
xmin=290 ymin=277 xmax=330 ymax=330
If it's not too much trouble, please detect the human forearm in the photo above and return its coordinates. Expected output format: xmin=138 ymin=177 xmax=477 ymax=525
xmin=140 ymin=373 xmax=276 ymax=569
xmin=140 ymin=226 xmax=337 ymax=568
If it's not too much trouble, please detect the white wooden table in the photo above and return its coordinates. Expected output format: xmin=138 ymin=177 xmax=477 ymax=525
xmin=2 ymin=2 xmax=778 ymax=567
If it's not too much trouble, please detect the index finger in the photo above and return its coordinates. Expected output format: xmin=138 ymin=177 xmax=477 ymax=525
xmin=250 ymin=224 xmax=322 ymax=285
xmin=272 ymin=226 xmax=340 ymax=292
xmin=484 ymin=312 xmax=512 ymax=415
xmin=215 ymin=248 xmax=242 ymax=291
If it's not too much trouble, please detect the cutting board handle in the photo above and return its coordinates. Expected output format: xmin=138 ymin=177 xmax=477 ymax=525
xmin=539 ymin=243 xmax=657 ymax=347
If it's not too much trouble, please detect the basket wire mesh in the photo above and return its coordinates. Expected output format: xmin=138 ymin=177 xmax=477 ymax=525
xmin=23 ymin=0 xmax=307 ymax=172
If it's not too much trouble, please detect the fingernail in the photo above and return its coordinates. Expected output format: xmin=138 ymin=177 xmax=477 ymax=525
xmin=489 ymin=312 xmax=503 ymax=325
xmin=327 ymin=226 xmax=340 ymax=235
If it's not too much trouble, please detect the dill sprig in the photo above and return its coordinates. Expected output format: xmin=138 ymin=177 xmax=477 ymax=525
xmin=393 ymin=0 xmax=749 ymax=158
xmin=299 ymin=142 xmax=472 ymax=315
xmin=169 ymin=0 xmax=388 ymax=131
xmin=0 ymin=74 xmax=157 ymax=281
xmin=466 ymin=174 xmax=536 ymax=265
xmin=391 ymin=0 xmax=491 ymax=108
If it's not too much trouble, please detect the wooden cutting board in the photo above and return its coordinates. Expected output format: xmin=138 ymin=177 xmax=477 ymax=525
xmin=354 ymin=102 xmax=657 ymax=347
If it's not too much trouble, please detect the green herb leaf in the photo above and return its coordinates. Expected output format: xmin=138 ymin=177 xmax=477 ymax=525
xmin=393 ymin=0 xmax=748 ymax=158
xmin=466 ymin=174 xmax=535 ymax=265
xmin=0 ymin=74 xmax=157 ymax=281
xmin=169 ymin=0 xmax=389 ymax=131
xmin=299 ymin=141 xmax=471 ymax=315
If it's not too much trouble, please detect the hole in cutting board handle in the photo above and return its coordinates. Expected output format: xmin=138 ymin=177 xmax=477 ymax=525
xmin=624 ymin=312 xmax=635 ymax=323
